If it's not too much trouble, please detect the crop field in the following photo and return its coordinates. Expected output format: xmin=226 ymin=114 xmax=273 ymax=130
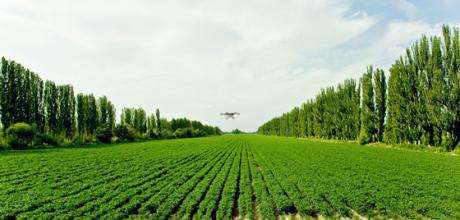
xmin=0 ymin=135 xmax=459 ymax=219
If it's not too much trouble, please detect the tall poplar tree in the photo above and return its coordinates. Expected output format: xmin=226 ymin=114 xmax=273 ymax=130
xmin=76 ymin=93 xmax=87 ymax=137
xmin=87 ymin=94 xmax=98 ymax=136
xmin=45 ymin=81 xmax=59 ymax=135
xmin=58 ymin=85 xmax=75 ymax=138
xmin=156 ymin=109 xmax=161 ymax=133
xmin=359 ymin=67 xmax=377 ymax=144
xmin=374 ymin=69 xmax=386 ymax=142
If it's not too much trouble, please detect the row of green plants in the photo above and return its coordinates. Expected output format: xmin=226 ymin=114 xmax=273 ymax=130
xmin=139 ymin=142 xmax=235 ymax=218
xmin=248 ymin=135 xmax=460 ymax=219
xmin=0 ymin=136 xmax=222 ymax=218
xmin=2 ymin=135 xmax=457 ymax=218
xmin=0 ymin=57 xmax=221 ymax=150
xmin=258 ymin=25 xmax=460 ymax=151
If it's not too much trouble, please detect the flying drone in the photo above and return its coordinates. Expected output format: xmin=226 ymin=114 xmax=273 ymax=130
xmin=221 ymin=112 xmax=240 ymax=119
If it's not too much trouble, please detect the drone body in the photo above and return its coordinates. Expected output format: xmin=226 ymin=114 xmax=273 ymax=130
xmin=221 ymin=112 xmax=240 ymax=119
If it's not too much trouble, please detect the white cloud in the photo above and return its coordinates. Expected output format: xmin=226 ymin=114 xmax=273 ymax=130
xmin=4 ymin=0 xmax=439 ymax=131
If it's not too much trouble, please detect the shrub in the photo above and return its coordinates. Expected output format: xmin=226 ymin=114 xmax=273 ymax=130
xmin=0 ymin=132 xmax=9 ymax=150
xmin=231 ymin=129 xmax=244 ymax=134
xmin=159 ymin=130 xmax=175 ymax=139
xmin=454 ymin=144 xmax=460 ymax=155
xmin=6 ymin=123 xmax=36 ymax=149
xmin=148 ymin=130 xmax=159 ymax=139
xmin=134 ymin=132 xmax=148 ymax=140
xmin=192 ymin=129 xmax=206 ymax=137
xmin=441 ymin=133 xmax=454 ymax=151
xmin=36 ymin=133 xmax=61 ymax=146
xmin=358 ymin=130 xmax=370 ymax=145
xmin=114 ymin=124 xmax=136 ymax=141
xmin=96 ymin=125 xmax=113 ymax=143
xmin=174 ymin=128 xmax=194 ymax=139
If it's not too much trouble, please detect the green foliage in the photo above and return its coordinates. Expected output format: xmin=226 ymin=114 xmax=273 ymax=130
xmin=133 ymin=108 xmax=147 ymax=133
xmin=96 ymin=124 xmax=114 ymax=143
xmin=0 ymin=58 xmax=220 ymax=149
xmin=44 ymin=81 xmax=59 ymax=135
xmin=159 ymin=130 xmax=175 ymax=139
xmin=76 ymin=93 xmax=88 ymax=136
xmin=156 ymin=109 xmax=161 ymax=132
xmin=37 ymin=133 xmax=61 ymax=146
xmin=260 ymin=25 xmax=459 ymax=151
xmin=0 ymin=135 xmax=458 ymax=218
xmin=87 ymin=95 xmax=98 ymax=135
xmin=192 ymin=129 xmax=207 ymax=137
xmin=147 ymin=114 xmax=157 ymax=135
xmin=441 ymin=132 xmax=455 ymax=151
xmin=259 ymin=78 xmax=360 ymax=140
xmin=358 ymin=129 xmax=370 ymax=145
xmin=114 ymin=124 xmax=137 ymax=141
xmin=385 ymin=25 xmax=460 ymax=149
xmin=0 ymin=59 xmax=45 ymax=131
xmin=230 ymin=129 xmax=244 ymax=134
xmin=173 ymin=128 xmax=194 ymax=139
xmin=6 ymin=122 xmax=36 ymax=149
xmin=0 ymin=131 xmax=9 ymax=150
xmin=359 ymin=66 xmax=378 ymax=143
xmin=373 ymin=69 xmax=386 ymax=142
xmin=58 ymin=85 xmax=75 ymax=138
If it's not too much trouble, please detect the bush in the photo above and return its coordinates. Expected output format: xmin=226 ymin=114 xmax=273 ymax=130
xmin=6 ymin=123 xmax=36 ymax=149
xmin=159 ymin=130 xmax=175 ymax=139
xmin=454 ymin=144 xmax=460 ymax=155
xmin=37 ymin=133 xmax=61 ymax=146
xmin=192 ymin=129 xmax=206 ymax=137
xmin=148 ymin=130 xmax=159 ymax=139
xmin=134 ymin=132 xmax=148 ymax=140
xmin=114 ymin=124 xmax=136 ymax=141
xmin=441 ymin=133 xmax=454 ymax=151
xmin=0 ymin=132 xmax=9 ymax=150
xmin=96 ymin=125 xmax=113 ymax=143
xmin=231 ymin=129 xmax=244 ymax=134
xmin=358 ymin=130 xmax=370 ymax=145
xmin=174 ymin=128 xmax=194 ymax=139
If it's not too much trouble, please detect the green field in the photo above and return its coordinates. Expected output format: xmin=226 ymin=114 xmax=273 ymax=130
xmin=0 ymin=135 xmax=459 ymax=219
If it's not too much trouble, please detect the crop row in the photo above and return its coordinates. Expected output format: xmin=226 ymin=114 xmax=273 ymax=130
xmin=0 ymin=135 xmax=458 ymax=219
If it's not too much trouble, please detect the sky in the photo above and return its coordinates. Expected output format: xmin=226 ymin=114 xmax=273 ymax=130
xmin=1 ymin=0 xmax=460 ymax=132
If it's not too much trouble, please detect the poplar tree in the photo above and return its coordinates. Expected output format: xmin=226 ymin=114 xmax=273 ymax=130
xmin=87 ymin=94 xmax=98 ymax=136
xmin=30 ymin=73 xmax=45 ymax=132
xmin=98 ymin=96 xmax=109 ymax=126
xmin=0 ymin=57 xmax=11 ymax=129
xmin=133 ymin=108 xmax=147 ymax=133
xmin=107 ymin=101 xmax=116 ymax=131
xmin=385 ymin=59 xmax=405 ymax=144
xmin=58 ymin=85 xmax=75 ymax=138
xmin=374 ymin=69 xmax=386 ymax=142
xmin=359 ymin=67 xmax=377 ymax=144
xmin=147 ymin=114 xmax=157 ymax=135
xmin=156 ymin=109 xmax=161 ymax=132
xmin=121 ymin=108 xmax=134 ymax=127
xmin=77 ymin=93 xmax=87 ymax=136
xmin=44 ymin=81 xmax=59 ymax=135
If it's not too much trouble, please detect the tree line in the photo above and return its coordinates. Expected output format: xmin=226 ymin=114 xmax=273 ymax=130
xmin=258 ymin=25 xmax=459 ymax=151
xmin=0 ymin=58 xmax=221 ymax=149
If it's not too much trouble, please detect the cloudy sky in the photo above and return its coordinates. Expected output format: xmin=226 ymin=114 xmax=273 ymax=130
xmin=1 ymin=0 xmax=459 ymax=131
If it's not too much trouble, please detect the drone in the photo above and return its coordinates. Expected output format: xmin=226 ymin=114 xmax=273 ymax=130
xmin=221 ymin=112 xmax=240 ymax=119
